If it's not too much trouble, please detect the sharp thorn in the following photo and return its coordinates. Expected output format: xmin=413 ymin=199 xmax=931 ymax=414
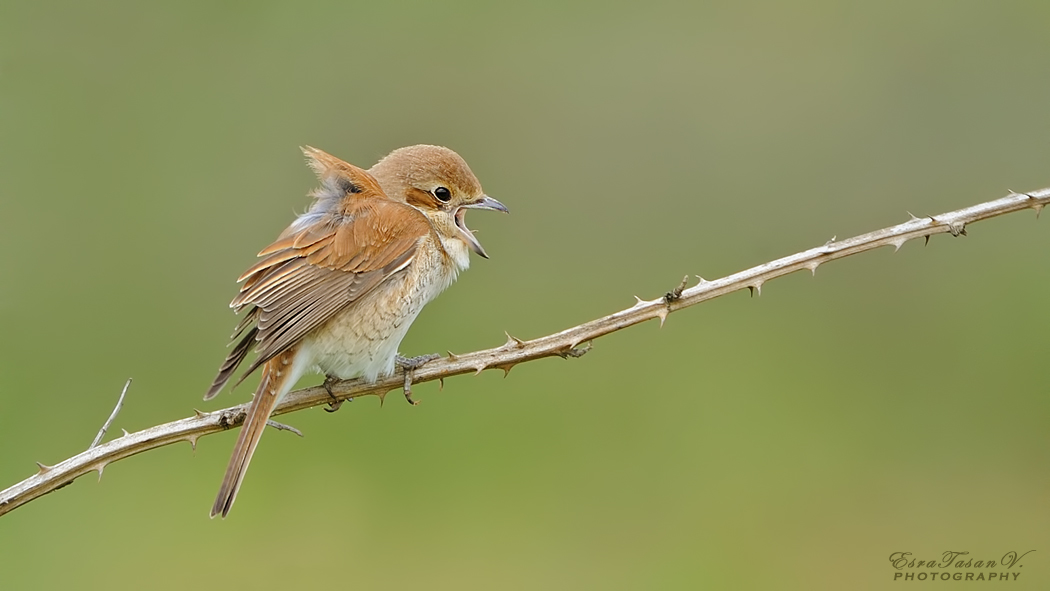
xmin=121 ymin=429 xmax=130 ymax=437
xmin=890 ymin=238 xmax=906 ymax=252
xmin=193 ymin=408 xmax=206 ymax=419
xmin=695 ymin=275 xmax=707 ymax=283
xmin=634 ymin=295 xmax=645 ymax=305
xmin=924 ymin=235 xmax=931 ymax=246
xmin=96 ymin=464 xmax=105 ymax=482
xmin=35 ymin=462 xmax=52 ymax=475
xmin=447 ymin=351 xmax=459 ymax=361
xmin=655 ymin=307 xmax=668 ymax=327
xmin=473 ymin=364 xmax=486 ymax=376
xmin=438 ymin=378 xmax=444 ymax=391
xmin=188 ymin=436 xmax=198 ymax=451
xmin=503 ymin=331 xmax=525 ymax=348
xmin=907 ymin=211 xmax=920 ymax=221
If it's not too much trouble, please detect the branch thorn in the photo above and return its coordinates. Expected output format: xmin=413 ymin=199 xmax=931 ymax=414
xmin=1016 ymin=190 xmax=1044 ymax=218
xmin=655 ymin=306 xmax=669 ymax=327
xmin=924 ymin=234 xmax=931 ymax=246
xmin=889 ymin=238 xmax=906 ymax=252
xmin=35 ymin=462 xmax=52 ymax=475
xmin=193 ymin=408 xmax=206 ymax=419
xmin=503 ymin=331 xmax=526 ymax=348
xmin=121 ymin=429 xmax=130 ymax=437
xmin=447 ymin=350 xmax=459 ymax=362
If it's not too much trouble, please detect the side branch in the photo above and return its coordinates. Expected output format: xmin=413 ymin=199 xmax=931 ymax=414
xmin=1 ymin=189 xmax=1045 ymax=517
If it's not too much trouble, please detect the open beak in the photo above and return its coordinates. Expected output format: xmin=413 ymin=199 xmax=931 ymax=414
xmin=456 ymin=195 xmax=508 ymax=258
xmin=464 ymin=195 xmax=509 ymax=214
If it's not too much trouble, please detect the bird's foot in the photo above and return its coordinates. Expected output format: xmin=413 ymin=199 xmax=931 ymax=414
xmin=396 ymin=354 xmax=441 ymax=405
xmin=322 ymin=374 xmax=349 ymax=413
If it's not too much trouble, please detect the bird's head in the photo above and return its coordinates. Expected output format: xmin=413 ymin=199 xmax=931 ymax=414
xmin=370 ymin=144 xmax=508 ymax=258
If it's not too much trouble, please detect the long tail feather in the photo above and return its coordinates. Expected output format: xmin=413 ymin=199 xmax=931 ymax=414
xmin=210 ymin=346 xmax=300 ymax=518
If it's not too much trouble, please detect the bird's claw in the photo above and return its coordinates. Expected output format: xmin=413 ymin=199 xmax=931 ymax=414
xmin=322 ymin=374 xmax=347 ymax=413
xmin=397 ymin=354 xmax=440 ymax=405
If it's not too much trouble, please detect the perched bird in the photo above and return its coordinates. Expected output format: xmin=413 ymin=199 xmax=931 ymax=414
xmin=204 ymin=145 xmax=507 ymax=518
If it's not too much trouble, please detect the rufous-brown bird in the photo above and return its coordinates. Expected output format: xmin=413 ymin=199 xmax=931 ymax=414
xmin=204 ymin=145 xmax=507 ymax=518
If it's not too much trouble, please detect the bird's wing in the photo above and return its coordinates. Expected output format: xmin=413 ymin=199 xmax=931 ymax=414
xmin=204 ymin=155 xmax=433 ymax=399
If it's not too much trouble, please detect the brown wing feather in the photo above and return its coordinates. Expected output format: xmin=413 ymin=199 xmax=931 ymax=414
xmin=205 ymin=157 xmax=433 ymax=399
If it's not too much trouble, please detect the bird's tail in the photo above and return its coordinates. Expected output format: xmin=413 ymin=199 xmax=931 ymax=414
xmin=211 ymin=345 xmax=301 ymax=518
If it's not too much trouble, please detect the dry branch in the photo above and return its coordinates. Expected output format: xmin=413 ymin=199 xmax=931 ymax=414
xmin=89 ymin=379 xmax=132 ymax=450
xmin=1 ymin=188 xmax=1046 ymax=517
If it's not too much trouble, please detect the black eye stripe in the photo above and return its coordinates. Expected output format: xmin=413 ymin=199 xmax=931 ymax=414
xmin=433 ymin=187 xmax=451 ymax=202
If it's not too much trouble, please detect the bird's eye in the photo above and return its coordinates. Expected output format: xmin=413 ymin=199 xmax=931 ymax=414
xmin=433 ymin=187 xmax=452 ymax=202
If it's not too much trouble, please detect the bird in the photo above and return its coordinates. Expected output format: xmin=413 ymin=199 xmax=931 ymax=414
xmin=204 ymin=144 xmax=507 ymax=518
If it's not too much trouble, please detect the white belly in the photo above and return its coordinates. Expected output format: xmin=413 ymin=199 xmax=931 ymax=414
xmin=300 ymin=238 xmax=464 ymax=383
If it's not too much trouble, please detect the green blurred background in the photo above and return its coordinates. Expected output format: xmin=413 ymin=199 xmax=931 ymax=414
xmin=1 ymin=1 xmax=1048 ymax=589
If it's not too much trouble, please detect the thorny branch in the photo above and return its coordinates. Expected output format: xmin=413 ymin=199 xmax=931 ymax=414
xmin=1 ymin=188 xmax=1046 ymax=517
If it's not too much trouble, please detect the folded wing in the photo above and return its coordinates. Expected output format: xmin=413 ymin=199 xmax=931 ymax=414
xmin=205 ymin=151 xmax=433 ymax=399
